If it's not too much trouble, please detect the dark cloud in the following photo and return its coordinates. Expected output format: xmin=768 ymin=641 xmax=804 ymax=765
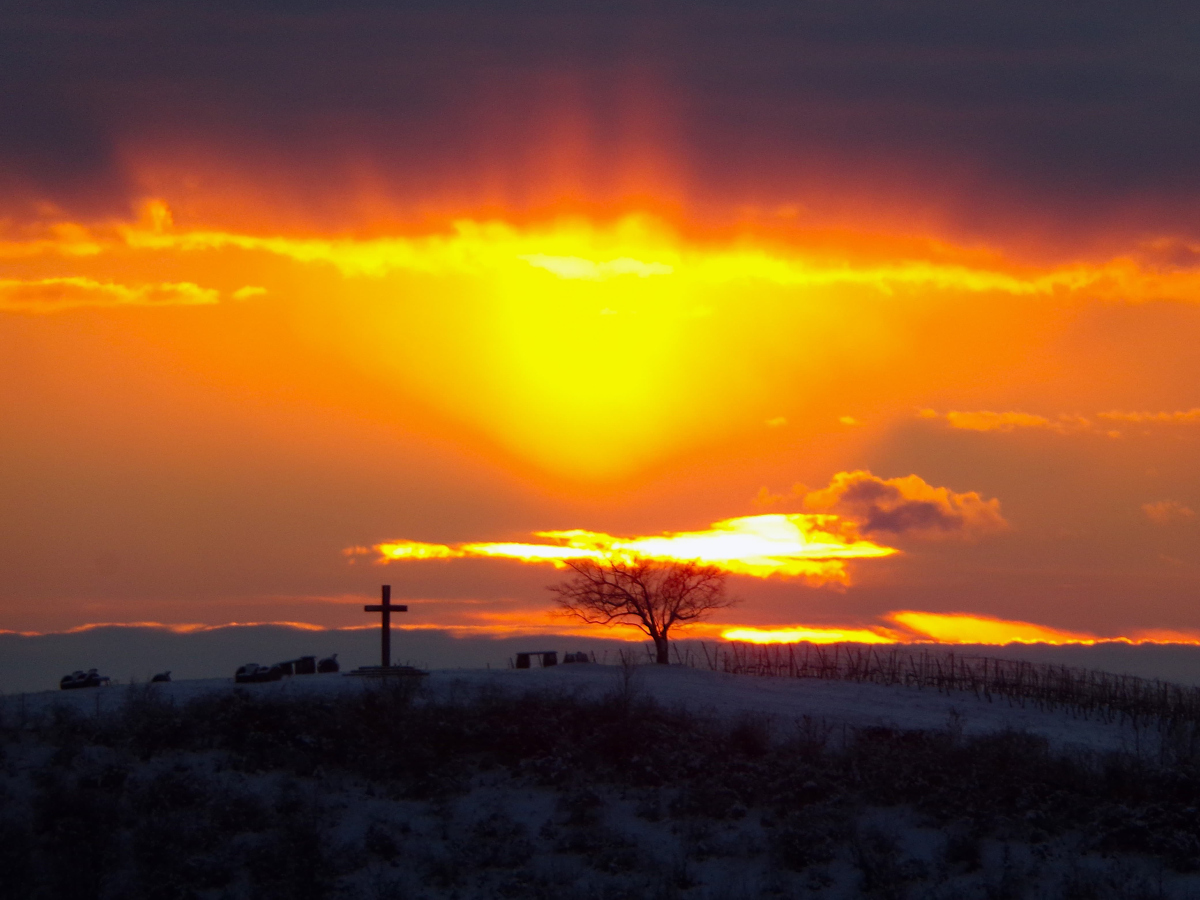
xmin=0 ymin=30 xmax=125 ymax=209
xmin=803 ymin=471 xmax=1008 ymax=539
xmin=2 ymin=1 xmax=1200 ymax=231
xmin=839 ymin=482 xmax=963 ymax=534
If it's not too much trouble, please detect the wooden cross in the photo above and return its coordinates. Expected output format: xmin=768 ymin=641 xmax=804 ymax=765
xmin=364 ymin=584 xmax=407 ymax=668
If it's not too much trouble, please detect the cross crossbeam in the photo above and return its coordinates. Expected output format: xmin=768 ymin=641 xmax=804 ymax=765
xmin=364 ymin=584 xmax=408 ymax=667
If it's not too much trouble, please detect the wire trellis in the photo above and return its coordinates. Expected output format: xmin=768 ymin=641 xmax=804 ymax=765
xmin=693 ymin=641 xmax=1200 ymax=730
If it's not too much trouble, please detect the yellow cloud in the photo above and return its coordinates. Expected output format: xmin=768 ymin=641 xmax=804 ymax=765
xmin=720 ymin=612 xmax=1200 ymax=646
xmin=372 ymin=513 xmax=897 ymax=583
xmin=888 ymin=610 xmax=1099 ymax=644
xmin=721 ymin=626 xmax=895 ymax=644
xmin=7 ymin=202 xmax=1200 ymax=307
xmin=104 ymin=202 xmax=1200 ymax=301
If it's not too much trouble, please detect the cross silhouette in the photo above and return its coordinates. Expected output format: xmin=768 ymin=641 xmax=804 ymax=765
xmin=364 ymin=584 xmax=407 ymax=668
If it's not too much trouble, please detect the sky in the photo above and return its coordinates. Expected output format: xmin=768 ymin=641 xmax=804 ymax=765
xmin=2 ymin=0 xmax=1200 ymax=650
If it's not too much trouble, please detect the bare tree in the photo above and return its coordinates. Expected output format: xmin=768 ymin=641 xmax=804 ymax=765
xmin=549 ymin=557 xmax=737 ymax=664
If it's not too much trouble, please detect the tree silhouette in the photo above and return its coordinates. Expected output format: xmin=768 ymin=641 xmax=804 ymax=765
xmin=549 ymin=557 xmax=737 ymax=664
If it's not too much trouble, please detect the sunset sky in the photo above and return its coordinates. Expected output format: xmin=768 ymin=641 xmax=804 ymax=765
xmin=3 ymin=0 xmax=1199 ymax=646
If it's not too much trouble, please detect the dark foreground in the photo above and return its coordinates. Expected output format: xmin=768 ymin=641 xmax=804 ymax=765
xmin=2 ymin=678 xmax=1200 ymax=899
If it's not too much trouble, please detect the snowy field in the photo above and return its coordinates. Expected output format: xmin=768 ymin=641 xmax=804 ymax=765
xmin=3 ymin=662 xmax=1159 ymax=755
xmin=6 ymin=663 xmax=1200 ymax=899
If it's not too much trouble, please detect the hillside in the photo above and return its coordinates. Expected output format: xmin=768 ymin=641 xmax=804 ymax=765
xmin=8 ymin=626 xmax=1200 ymax=696
xmin=3 ymin=664 xmax=1200 ymax=899
xmin=6 ymin=663 xmax=1165 ymax=755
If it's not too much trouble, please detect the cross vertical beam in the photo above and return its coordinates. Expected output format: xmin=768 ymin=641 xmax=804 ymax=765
xmin=364 ymin=584 xmax=408 ymax=668
xmin=381 ymin=584 xmax=391 ymax=668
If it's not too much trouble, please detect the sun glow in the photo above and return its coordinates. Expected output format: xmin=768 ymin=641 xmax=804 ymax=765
xmin=373 ymin=513 xmax=897 ymax=581
xmin=10 ymin=201 xmax=1200 ymax=479
xmin=6 ymin=15 xmax=1200 ymax=655
xmin=518 ymin=254 xmax=674 ymax=280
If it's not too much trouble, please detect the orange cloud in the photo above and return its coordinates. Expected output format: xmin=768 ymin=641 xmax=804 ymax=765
xmin=0 ymin=277 xmax=221 ymax=313
xmin=918 ymin=407 xmax=1200 ymax=438
xmin=1100 ymin=409 xmax=1200 ymax=424
xmin=918 ymin=409 xmax=1095 ymax=434
xmin=56 ymin=620 xmax=331 ymax=634
xmin=371 ymin=513 xmax=897 ymax=583
xmin=800 ymin=470 xmax=1008 ymax=539
xmin=1142 ymin=500 xmax=1196 ymax=524
xmin=0 ymin=222 xmax=104 ymax=259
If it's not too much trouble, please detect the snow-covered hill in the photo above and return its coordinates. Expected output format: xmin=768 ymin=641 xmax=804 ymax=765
xmin=6 ymin=663 xmax=1200 ymax=899
xmin=5 ymin=662 xmax=1160 ymax=755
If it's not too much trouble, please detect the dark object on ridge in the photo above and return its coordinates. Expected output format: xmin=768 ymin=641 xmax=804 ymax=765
xmin=317 ymin=653 xmax=339 ymax=673
xmin=273 ymin=656 xmax=317 ymax=676
xmin=150 ymin=671 xmax=171 ymax=683
xmin=234 ymin=663 xmax=283 ymax=684
xmin=60 ymin=669 xmax=110 ymax=690
xmin=563 ymin=652 xmax=591 ymax=663
xmin=514 ymin=651 xmax=557 ymax=669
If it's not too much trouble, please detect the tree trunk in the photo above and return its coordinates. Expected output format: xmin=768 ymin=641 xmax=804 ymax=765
xmin=653 ymin=635 xmax=669 ymax=664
